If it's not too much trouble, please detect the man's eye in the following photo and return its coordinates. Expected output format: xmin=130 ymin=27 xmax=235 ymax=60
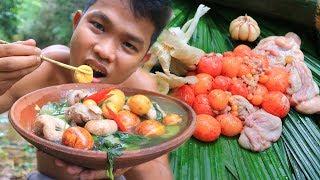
xmin=91 ymin=21 xmax=104 ymax=32
xmin=123 ymin=42 xmax=137 ymax=52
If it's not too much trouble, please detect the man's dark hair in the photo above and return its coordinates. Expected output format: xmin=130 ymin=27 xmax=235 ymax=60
xmin=84 ymin=0 xmax=172 ymax=45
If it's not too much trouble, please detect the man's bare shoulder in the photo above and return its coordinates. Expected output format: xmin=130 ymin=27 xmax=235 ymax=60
xmin=120 ymin=68 xmax=157 ymax=92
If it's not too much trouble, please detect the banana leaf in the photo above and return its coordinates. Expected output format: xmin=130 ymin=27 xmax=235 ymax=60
xmin=169 ymin=1 xmax=320 ymax=179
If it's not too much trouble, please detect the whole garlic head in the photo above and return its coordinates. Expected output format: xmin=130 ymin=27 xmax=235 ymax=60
xmin=229 ymin=15 xmax=260 ymax=42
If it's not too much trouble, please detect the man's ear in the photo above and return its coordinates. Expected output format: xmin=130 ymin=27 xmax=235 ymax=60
xmin=72 ymin=10 xmax=83 ymax=29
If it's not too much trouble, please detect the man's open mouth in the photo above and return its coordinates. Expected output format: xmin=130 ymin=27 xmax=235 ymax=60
xmin=85 ymin=60 xmax=108 ymax=78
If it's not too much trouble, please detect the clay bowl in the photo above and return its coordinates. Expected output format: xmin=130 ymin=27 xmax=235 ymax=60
xmin=9 ymin=83 xmax=196 ymax=169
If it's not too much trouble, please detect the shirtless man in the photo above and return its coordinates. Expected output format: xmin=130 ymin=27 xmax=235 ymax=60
xmin=0 ymin=0 xmax=173 ymax=179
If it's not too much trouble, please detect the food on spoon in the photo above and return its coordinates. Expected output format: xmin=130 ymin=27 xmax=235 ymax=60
xmin=117 ymin=110 xmax=141 ymax=130
xmin=208 ymin=89 xmax=229 ymax=111
xmin=162 ymin=114 xmax=183 ymax=126
xmin=62 ymin=126 xmax=94 ymax=150
xmin=193 ymin=94 xmax=214 ymax=116
xmin=229 ymin=14 xmax=260 ymax=42
xmin=171 ymin=85 xmax=195 ymax=106
xmin=34 ymin=114 xmax=70 ymax=142
xmin=74 ymin=65 xmax=94 ymax=83
xmin=193 ymin=114 xmax=221 ymax=142
xmin=84 ymin=120 xmax=118 ymax=136
xmin=238 ymin=110 xmax=282 ymax=152
xmin=135 ymin=119 xmax=166 ymax=137
xmin=127 ymin=95 xmax=152 ymax=116
xmin=192 ymin=73 xmax=214 ymax=95
xmin=262 ymin=91 xmax=290 ymax=118
xmin=216 ymin=114 xmax=243 ymax=137
xmin=196 ymin=53 xmax=222 ymax=77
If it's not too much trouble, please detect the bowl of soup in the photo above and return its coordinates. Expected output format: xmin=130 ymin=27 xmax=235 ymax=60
xmin=9 ymin=83 xmax=196 ymax=171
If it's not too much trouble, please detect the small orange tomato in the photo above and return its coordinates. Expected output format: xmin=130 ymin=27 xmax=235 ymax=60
xmin=62 ymin=127 xmax=94 ymax=150
xmin=265 ymin=67 xmax=289 ymax=93
xmin=135 ymin=120 xmax=165 ymax=137
xmin=258 ymin=74 xmax=269 ymax=84
xmin=171 ymin=85 xmax=195 ymax=107
xmin=238 ymin=64 xmax=252 ymax=77
xmin=193 ymin=94 xmax=214 ymax=116
xmin=101 ymin=102 xmax=118 ymax=119
xmin=162 ymin=114 xmax=183 ymax=126
xmin=228 ymin=79 xmax=249 ymax=98
xmin=127 ymin=95 xmax=152 ymax=116
xmin=212 ymin=76 xmax=232 ymax=91
xmin=193 ymin=73 xmax=214 ymax=95
xmin=262 ymin=91 xmax=290 ymax=118
xmin=83 ymin=99 xmax=97 ymax=106
xmin=193 ymin=114 xmax=221 ymax=142
xmin=208 ymin=89 xmax=229 ymax=111
xmin=221 ymin=56 xmax=242 ymax=78
xmin=233 ymin=44 xmax=252 ymax=57
xmin=216 ymin=114 xmax=243 ymax=137
xmin=250 ymin=84 xmax=268 ymax=106
xmin=196 ymin=54 xmax=222 ymax=77
xmin=117 ymin=110 xmax=141 ymax=129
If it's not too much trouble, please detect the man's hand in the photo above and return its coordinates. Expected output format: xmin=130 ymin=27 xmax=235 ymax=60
xmin=0 ymin=39 xmax=41 ymax=95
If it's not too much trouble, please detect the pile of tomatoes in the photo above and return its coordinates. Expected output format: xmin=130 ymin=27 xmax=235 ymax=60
xmin=171 ymin=45 xmax=290 ymax=142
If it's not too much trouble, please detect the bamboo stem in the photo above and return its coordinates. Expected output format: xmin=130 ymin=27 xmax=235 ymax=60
xmin=0 ymin=39 xmax=90 ymax=74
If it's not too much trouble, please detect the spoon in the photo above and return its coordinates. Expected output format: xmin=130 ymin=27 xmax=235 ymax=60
xmin=0 ymin=40 xmax=93 ymax=83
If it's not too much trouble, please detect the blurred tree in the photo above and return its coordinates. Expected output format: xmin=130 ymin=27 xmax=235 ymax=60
xmin=0 ymin=0 xmax=22 ymax=41
xmin=17 ymin=0 xmax=87 ymax=48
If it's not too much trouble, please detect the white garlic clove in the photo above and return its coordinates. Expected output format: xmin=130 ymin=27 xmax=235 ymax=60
xmin=229 ymin=15 xmax=260 ymax=42
xmin=231 ymin=26 xmax=240 ymax=40
xmin=239 ymin=23 xmax=249 ymax=41
xmin=247 ymin=24 xmax=257 ymax=42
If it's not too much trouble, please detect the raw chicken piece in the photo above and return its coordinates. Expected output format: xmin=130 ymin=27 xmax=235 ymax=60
xmin=238 ymin=110 xmax=282 ymax=152
xmin=229 ymin=95 xmax=257 ymax=120
xmin=295 ymin=95 xmax=320 ymax=114
xmin=66 ymin=103 xmax=102 ymax=125
xmin=289 ymin=60 xmax=319 ymax=105
xmin=254 ymin=32 xmax=304 ymax=67
xmin=66 ymin=89 xmax=90 ymax=105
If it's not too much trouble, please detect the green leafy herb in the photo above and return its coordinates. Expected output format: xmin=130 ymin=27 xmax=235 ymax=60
xmin=38 ymin=100 xmax=68 ymax=118
xmin=153 ymin=102 xmax=164 ymax=121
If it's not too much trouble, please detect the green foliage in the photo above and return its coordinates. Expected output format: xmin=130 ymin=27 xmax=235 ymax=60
xmin=0 ymin=0 xmax=22 ymax=41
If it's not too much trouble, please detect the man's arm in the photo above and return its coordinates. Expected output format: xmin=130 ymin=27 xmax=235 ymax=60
xmin=0 ymin=45 xmax=70 ymax=113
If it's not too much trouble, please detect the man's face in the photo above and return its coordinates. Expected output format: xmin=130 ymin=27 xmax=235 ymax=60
xmin=70 ymin=0 xmax=155 ymax=84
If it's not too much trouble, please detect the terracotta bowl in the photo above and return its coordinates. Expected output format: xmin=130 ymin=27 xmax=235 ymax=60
xmin=9 ymin=83 xmax=196 ymax=170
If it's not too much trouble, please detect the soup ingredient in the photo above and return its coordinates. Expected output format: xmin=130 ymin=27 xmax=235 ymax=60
xmin=262 ymin=91 xmax=290 ymax=118
xmin=196 ymin=54 xmax=222 ymax=77
xmin=295 ymin=95 xmax=320 ymax=114
xmin=127 ymin=95 xmax=152 ymax=116
xmin=84 ymin=120 xmax=118 ymax=136
xmin=238 ymin=110 xmax=282 ymax=152
xmin=83 ymin=99 xmax=97 ymax=106
xmin=229 ymin=15 xmax=260 ymax=42
xmin=221 ymin=56 xmax=241 ymax=78
xmin=162 ymin=114 xmax=183 ymax=126
xmin=135 ymin=120 xmax=166 ymax=137
xmin=66 ymin=103 xmax=103 ymax=125
xmin=193 ymin=73 xmax=214 ymax=95
xmin=62 ymin=127 xmax=94 ymax=150
xmin=117 ymin=110 xmax=141 ymax=130
xmin=193 ymin=114 xmax=221 ymax=142
xmin=102 ymin=105 xmax=127 ymax=132
xmin=84 ymin=87 xmax=115 ymax=104
xmin=212 ymin=76 xmax=231 ymax=91
xmin=66 ymin=89 xmax=91 ymax=105
xmin=74 ymin=65 xmax=94 ymax=83
xmin=34 ymin=114 xmax=70 ymax=142
xmin=216 ymin=114 xmax=243 ymax=137
xmin=229 ymin=95 xmax=256 ymax=120
xmin=208 ymin=89 xmax=229 ymax=111
xmin=102 ymin=102 xmax=119 ymax=119
xmin=38 ymin=101 xmax=69 ymax=118
xmin=146 ymin=102 xmax=167 ymax=121
xmin=193 ymin=94 xmax=214 ymax=116
xmin=105 ymin=89 xmax=126 ymax=112
xmin=264 ymin=67 xmax=289 ymax=93
xmin=171 ymin=85 xmax=195 ymax=106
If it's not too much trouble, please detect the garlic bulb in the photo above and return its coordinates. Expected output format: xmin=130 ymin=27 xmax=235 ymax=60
xmin=229 ymin=15 xmax=260 ymax=42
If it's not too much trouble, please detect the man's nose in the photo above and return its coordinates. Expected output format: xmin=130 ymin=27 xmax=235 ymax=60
xmin=93 ymin=39 xmax=116 ymax=63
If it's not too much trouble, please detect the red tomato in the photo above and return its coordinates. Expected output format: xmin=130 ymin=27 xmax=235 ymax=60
xmin=208 ymin=89 xmax=229 ymax=111
xmin=250 ymin=84 xmax=268 ymax=106
xmin=262 ymin=91 xmax=290 ymax=118
xmin=193 ymin=114 xmax=221 ymax=142
xmin=221 ymin=56 xmax=242 ymax=78
xmin=171 ymin=85 xmax=195 ymax=107
xmin=193 ymin=94 xmax=214 ymax=116
xmin=265 ymin=67 xmax=289 ymax=93
xmin=194 ymin=73 xmax=214 ymax=95
xmin=197 ymin=54 xmax=222 ymax=77
xmin=212 ymin=76 xmax=232 ymax=91
xmin=228 ymin=79 xmax=249 ymax=98
xmin=216 ymin=114 xmax=243 ymax=137
xmin=233 ymin=44 xmax=252 ymax=57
